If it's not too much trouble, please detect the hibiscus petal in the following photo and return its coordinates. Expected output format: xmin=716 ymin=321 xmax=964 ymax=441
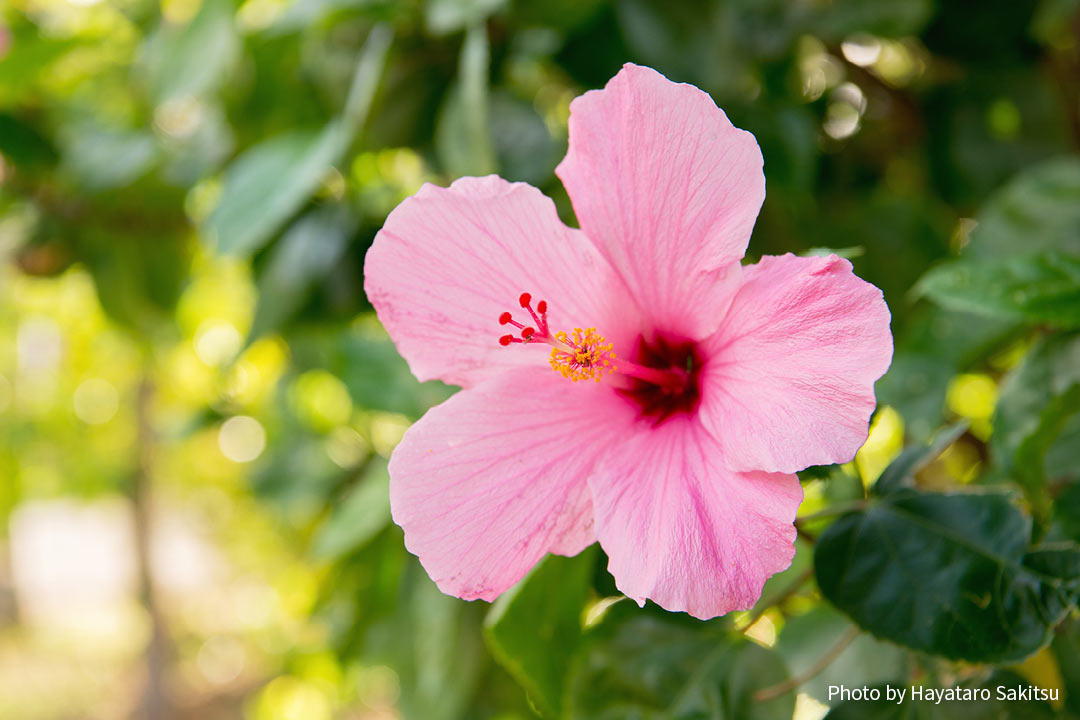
xmin=589 ymin=416 xmax=801 ymax=619
xmin=365 ymin=175 xmax=635 ymax=388
xmin=556 ymin=63 xmax=764 ymax=339
xmin=389 ymin=368 xmax=635 ymax=601
xmin=699 ymin=253 xmax=894 ymax=474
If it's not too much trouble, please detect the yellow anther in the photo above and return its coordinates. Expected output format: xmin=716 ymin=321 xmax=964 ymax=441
xmin=549 ymin=327 xmax=617 ymax=383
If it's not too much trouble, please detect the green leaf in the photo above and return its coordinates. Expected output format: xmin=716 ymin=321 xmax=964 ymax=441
xmin=249 ymin=205 xmax=353 ymax=340
xmin=141 ymin=0 xmax=239 ymax=103
xmin=873 ymin=422 xmax=968 ymax=496
xmin=567 ymin=608 xmax=794 ymax=720
xmin=915 ymin=251 xmax=1080 ymax=329
xmin=968 ymin=156 xmax=1080 ymax=258
xmin=206 ymin=124 xmax=346 ymax=257
xmin=425 ymin=0 xmax=507 ymax=35
xmin=0 ymin=31 xmax=78 ymax=105
xmin=435 ymin=23 xmax=497 ymax=177
xmin=311 ymin=460 xmax=391 ymax=560
xmin=0 ymin=113 xmax=58 ymax=170
xmin=336 ymin=332 xmax=455 ymax=418
xmin=60 ymin=124 xmax=158 ymax=191
xmin=370 ymin=563 xmax=486 ymax=720
xmin=993 ymin=333 xmax=1080 ymax=505
xmin=775 ymin=605 xmax=907 ymax=706
xmin=204 ymin=25 xmax=391 ymax=257
xmin=484 ymin=548 xmax=596 ymax=719
xmin=808 ymin=0 xmax=934 ymax=39
xmin=815 ymin=488 xmax=1080 ymax=663
xmin=1051 ymin=617 xmax=1080 ymax=717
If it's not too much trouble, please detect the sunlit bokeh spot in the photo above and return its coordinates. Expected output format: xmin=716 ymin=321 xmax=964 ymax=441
xmin=352 ymin=665 xmax=401 ymax=710
xmin=841 ymin=33 xmax=882 ymax=67
xmin=744 ymin=612 xmax=778 ymax=647
xmin=255 ymin=675 xmax=332 ymax=720
xmin=370 ymin=413 xmax=411 ymax=457
xmin=947 ymin=373 xmax=997 ymax=439
xmin=325 ymin=427 xmax=369 ymax=469
xmin=218 ymin=416 xmax=266 ymax=463
xmin=795 ymin=693 xmax=830 ymax=720
xmin=856 ymin=406 xmax=904 ymax=485
xmin=17 ymin=316 xmax=63 ymax=374
xmin=73 ymin=377 xmax=119 ymax=425
xmin=197 ymin=635 xmax=246 ymax=686
xmin=195 ymin=319 xmax=243 ymax=367
xmin=292 ymin=370 xmax=353 ymax=431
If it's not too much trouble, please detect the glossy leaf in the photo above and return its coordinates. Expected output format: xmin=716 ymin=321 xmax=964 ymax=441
xmin=484 ymin=548 xmax=597 ymax=719
xmin=968 ymin=156 xmax=1080 ymax=258
xmin=815 ymin=489 xmax=1080 ymax=663
xmin=567 ymin=607 xmax=794 ymax=720
xmin=915 ymin=251 xmax=1080 ymax=329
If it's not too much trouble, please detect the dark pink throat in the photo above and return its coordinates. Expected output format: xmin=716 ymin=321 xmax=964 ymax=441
xmin=617 ymin=334 xmax=704 ymax=424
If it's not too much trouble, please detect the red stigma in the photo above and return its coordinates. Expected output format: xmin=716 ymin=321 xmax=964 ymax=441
xmin=498 ymin=291 xmax=552 ymax=346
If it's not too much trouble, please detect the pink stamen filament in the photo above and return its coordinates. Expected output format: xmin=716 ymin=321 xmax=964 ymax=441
xmin=616 ymin=360 xmax=688 ymax=390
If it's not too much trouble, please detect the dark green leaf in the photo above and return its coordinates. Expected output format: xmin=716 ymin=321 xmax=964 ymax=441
xmin=916 ymin=251 xmax=1080 ymax=329
xmin=484 ymin=548 xmax=597 ymax=719
xmin=968 ymin=156 xmax=1080 ymax=258
xmin=808 ymin=0 xmax=934 ymax=39
xmin=815 ymin=489 xmax=1080 ymax=663
xmin=567 ymin=608 xmax=794 ymax=720
xmin=1051 ymin=618 xmax=1080 ymax=717
xmin=250 ymin=205 xmax=353 ymax=340
xmin=0 ymin=113 xmax=58 ymax=169
xmin=311 ymin=460 xmax=391 ymax=560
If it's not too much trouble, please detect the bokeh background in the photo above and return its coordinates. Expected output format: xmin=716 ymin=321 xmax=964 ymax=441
xmin=1 ymin=0 xmax=1079 ymax=718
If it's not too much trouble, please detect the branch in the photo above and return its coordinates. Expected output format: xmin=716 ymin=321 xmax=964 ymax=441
xmin=753 ymin=625 xmax=861 ymax=702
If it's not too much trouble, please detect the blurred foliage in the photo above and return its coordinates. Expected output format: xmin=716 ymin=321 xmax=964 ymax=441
xmin=1 ymin=0 xmax=1079 ymax=718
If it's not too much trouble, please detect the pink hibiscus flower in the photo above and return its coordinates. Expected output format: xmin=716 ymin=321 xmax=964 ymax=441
xmin=364 ymin=63 xmax=892 ymax=619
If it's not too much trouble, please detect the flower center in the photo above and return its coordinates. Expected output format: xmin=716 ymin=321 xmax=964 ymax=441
xmin=497 ymin=293 xmax=700 ymax=412
xmin=615 ymin=334 xmax=704 ymax=424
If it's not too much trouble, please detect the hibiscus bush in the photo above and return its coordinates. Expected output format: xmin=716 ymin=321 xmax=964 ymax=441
xmin=1 ymin=0 xmax=1079 ymax=719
